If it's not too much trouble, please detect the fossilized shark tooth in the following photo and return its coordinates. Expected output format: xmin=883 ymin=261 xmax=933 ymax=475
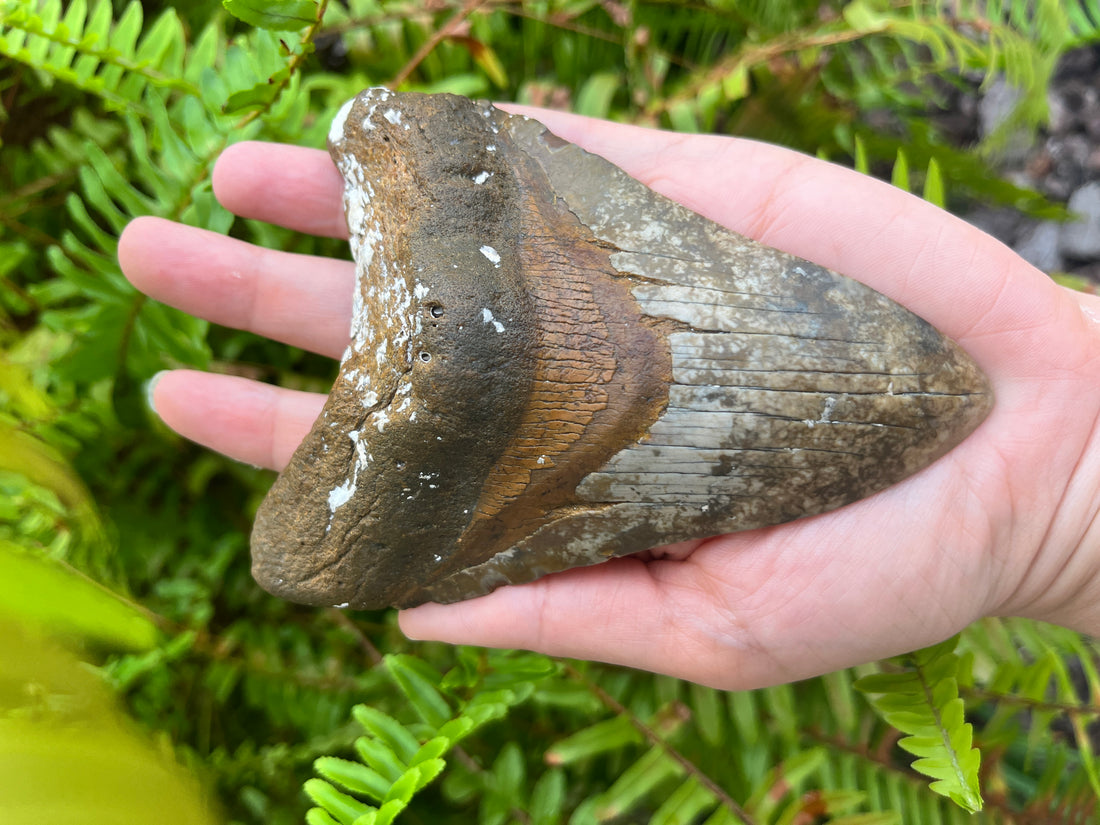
xmin=250 ymin=89 xmax=993 ymax=610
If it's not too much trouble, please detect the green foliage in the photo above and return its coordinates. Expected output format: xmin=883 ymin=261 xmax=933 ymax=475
xmin=223 ymin=0 xmax=319 ymax=33
xmin=3 ymin=1 xmax=1100 ymax=823
xmin=0 ymin=627 xmax=218 ymax=825
xmin=0 ymin=538 xmax=157 ymax=647
xmin=856 ymin=637 xmax=982 ymax=812
xmin=0 ymin=497 xmax=211 ymax=824
xmin=306 ymin=651 xmax=549 ymax=824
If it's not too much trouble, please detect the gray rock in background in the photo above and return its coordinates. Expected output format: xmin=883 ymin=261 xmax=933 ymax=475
xmin=979 ymin=77 xmax=1033 ymax=164
xmin=964 ymin=47 xmax=1100 ymax=280
xmin=1060 ymin=182 xmax=1100 ymax=260
xmin=1016 ymin=221 xmax=1065 ymax=272
xmin=965 ymin=206 xmax=1027 ymax=247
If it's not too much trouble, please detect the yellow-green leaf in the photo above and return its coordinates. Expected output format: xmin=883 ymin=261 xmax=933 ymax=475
xmin=0 ymin=541 xmax=156 ymax=650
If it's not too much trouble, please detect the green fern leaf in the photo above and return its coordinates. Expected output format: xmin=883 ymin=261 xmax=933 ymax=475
xmin=222 ymin=0 xmax=317 ymax=31
xmin=304 ymin=778 xmax=372 ymax=824
xmin=856 ymin=636 xmax=983 ymax=812
xmin=381 ymin=768 xmax=419 ymax=805
xmin=890 ymin=149 xmax=910 ymax=192
xmin=384 ymin=653 xmax=452 ymax=729
xmin=0 ymin=0 xmax=197 ymax=110
xmin=529 ymin=768 xmax=566 ymax=825
xmin=545 ymin=715 xmax=642 ymax=766
xmin=594 ymin=746 xmax=683 ymax=821
xmin=306 ymin=810 xmax=342 ymax=825
xmin=409 ymin=758 xmax=445 ymax=792
xmin=651 ymin=776 xmax=716 ymax=825
xmin=307 ymin=654 xmax=543 ymax=825
xmin=922 ymin=157 xmax=945 ymax=209
xmin=315 ymin=757 xmax=391 ymax=802
xmin=0 ymin=539 xmax=154 ymax=649
xmin=353 ymin=735 xmax=406 ymax=784
xmin=352 ymin=705 xmax=421 ymax=763
xmin=223 ymin=66 xmax=293 ymax=113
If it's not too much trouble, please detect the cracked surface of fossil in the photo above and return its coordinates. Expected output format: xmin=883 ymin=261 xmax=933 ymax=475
xmin=250 ymin=89 xmax=994 ymax=609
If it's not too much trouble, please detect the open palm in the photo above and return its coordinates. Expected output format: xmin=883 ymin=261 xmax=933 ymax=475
xmin=119 ymin=107 xmax=1100 ymax=690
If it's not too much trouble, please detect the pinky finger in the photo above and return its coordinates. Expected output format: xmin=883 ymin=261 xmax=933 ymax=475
xmin=149 ymin=370 xmax=324 ymax=471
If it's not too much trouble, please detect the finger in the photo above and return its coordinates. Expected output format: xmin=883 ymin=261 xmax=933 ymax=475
xmin=119 ymin=216 xmax=353 ymax=359
xmin=150 ymin=370 xmax=324 ymax=470
xmin=398 ymin=556 xmax=810 ymax=690
xmin=212 ymin=141 xmax=348 ymax=239
xmin=399 ymin=463 xmax=989 ymax=691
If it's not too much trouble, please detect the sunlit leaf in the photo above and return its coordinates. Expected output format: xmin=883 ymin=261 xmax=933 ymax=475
xmin=222 ymin=0 xmax=316 ymax=31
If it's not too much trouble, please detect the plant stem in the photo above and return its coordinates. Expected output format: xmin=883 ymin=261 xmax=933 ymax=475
xmin=564 ymin=663 xmax=756 ymax=824
xmin=390 ymin=0 xmax=489 ymax=88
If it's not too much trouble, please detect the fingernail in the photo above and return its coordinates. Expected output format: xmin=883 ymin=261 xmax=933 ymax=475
xmin=146 ymin=371 xmax=168 ymax=415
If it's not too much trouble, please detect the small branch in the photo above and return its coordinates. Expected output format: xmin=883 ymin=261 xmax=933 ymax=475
xmin=236 ymin=0 xmax=332 ymax=130
xmin=325 ymin=609 xmax=383 ymax=667
xmin=963 ymin=685 xmax=1100 ymax=718
xmin=324 ymin=0 xmax=619 ymax=46
xmin=0 ymin=214 xmax=63 ymax=249
xmin=0 ymin=275 xmax=41 ymax=316
xmin=648 ymin=24 xmax=877 ymax=117
xmin=0 ymin=63 xmax=23 ymax=143
xmin=564 ymin=664 xmax=756 ymax=824
xmin=446 ymin=744 xmax=532 ymax=825
xmin=0 ymin=171 xmax=78 ymax=211
xmin=496 ymin=3 xmax=624 ymax=45
xmin=389 ymin=0 xmax=488 ymax=88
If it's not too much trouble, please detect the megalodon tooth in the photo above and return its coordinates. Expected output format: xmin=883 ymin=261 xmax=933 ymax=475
xmin=250 ymin=89 xmax=993 ymax=610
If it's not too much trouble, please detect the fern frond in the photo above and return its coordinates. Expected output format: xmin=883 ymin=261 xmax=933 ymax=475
xmin=0 ymin=0 xmax=197 ymax=112
xmin=306 ymin=651 xmax=551 ymax=825
xmin=960 ymin=619 xmax=1100 ymax=809
xmin=856 ymin=636 xmax=983 ymax=812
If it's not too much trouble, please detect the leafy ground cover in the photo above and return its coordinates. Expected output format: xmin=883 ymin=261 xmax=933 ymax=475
xmin=3 ymin=1 xmax=1100 ymax=822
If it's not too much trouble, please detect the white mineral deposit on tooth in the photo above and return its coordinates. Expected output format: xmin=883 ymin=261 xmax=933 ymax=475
xmin=328 ymin=480 xmax=355 ymax=513
xmin=329 ymin=97 xmax=355 ymax=145
xmin=481 ymin=308 xmax=505 ymax=333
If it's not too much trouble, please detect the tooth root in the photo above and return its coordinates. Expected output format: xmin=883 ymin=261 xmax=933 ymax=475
xmin=250 ymin=90 xmax=993 ymax=610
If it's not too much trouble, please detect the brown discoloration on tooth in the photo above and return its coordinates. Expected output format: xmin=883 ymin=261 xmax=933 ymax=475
xmin=450 ymin=112 xmax=673 ymax=571
xmin=249 ymin=89 xmax=993 ymax=610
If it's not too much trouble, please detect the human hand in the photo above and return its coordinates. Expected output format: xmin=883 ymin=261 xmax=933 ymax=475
xmin=119 ymin=107 xmax=1100 ymax=690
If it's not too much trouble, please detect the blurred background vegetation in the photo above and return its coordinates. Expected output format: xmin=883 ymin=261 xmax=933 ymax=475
xmin=3 ymin=1 xmax=1100 ymax=823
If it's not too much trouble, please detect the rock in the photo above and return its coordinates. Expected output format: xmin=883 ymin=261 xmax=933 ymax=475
xmin=249 ymin=90 xmax=994 ymax=610
xmin=1054 ymin=45 xmax=1100 ymax=83
xmin=965 ymin=206 xmax=1028 ymax=246
xmin=1087 ymin=147 xmax=1100 ymax=174
xmin=979 ymin=77 xmax=1022 ymax=138
xmin=979 ymin=77 xmax=1032 ymax=163
xmin=1060 ymin=182 xmax=1100 ymax=260
xmin=1042 ymin=134 xmax=1092 ymax=200
xmin=1015 ymin=220 xmax=1065 ymax=273
xmin=1047 ymin=88 xmax=1074 ymax=136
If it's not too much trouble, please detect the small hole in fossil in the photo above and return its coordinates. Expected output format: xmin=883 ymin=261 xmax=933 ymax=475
xmin=429 ymin=304 xmax=444 ymax=318
xmin=419 ymin=351 xmax=432 ymax=362
xmin=396 ymin=460 xmax=405 ymax=470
